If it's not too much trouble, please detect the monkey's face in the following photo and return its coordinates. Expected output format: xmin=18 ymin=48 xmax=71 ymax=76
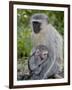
xmin=32 ymin=21 xmax=41 ymax=34
xmin=31 ymin=14 xmax=48 ymax=34
xmin=40 ymin=50 xmax=48 ymax=60
xmin=35 ymin=49 xmax=48 ymax=61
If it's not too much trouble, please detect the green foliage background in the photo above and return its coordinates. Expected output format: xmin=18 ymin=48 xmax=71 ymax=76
xmin=17 ymin=9 xmax=64 ymax=59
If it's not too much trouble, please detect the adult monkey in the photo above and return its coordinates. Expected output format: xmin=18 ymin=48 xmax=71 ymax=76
xmin=29 ymin=13 xmax=64 ymax=79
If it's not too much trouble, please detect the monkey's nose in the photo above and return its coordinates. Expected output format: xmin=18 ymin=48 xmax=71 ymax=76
xmin=41 ymin=57 xmax=43 ymax=60
xmin=40 ymin=56 xmax=44 ymax=60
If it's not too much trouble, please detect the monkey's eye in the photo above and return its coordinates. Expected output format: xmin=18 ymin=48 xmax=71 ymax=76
xmin=43 ymin=53 xmax=47 ymax=55
xmin=43 ymin=51 xmax=48 ymax=55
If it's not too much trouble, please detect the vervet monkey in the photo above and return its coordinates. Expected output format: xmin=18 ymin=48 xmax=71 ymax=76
xmin=28 ymin=45 xmax=62 ymax=80
xmin=30 ymin=13 xmax=64 ymax=79
xmin=28 ymin=45 xmax=48 ymax=79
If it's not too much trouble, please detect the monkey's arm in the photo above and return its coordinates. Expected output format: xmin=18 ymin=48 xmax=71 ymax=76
xmin=29 ymin=55 xmax=47 ymax=70
xmin=28 ymin=57 xmax=38 ymax=71
xmin=28 ymin=58 xmax=42 ymax=75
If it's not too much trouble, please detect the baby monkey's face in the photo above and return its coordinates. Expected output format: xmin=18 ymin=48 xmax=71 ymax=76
xmin=35 ymin=49 xmax=48 ymax=61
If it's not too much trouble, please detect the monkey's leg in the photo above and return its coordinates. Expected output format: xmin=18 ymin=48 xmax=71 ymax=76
xmin=54 ymin=74 xmax=62 ymax=79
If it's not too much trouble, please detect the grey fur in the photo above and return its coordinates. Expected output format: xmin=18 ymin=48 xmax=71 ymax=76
xmin=28 ymin=13 xmax=64 ymax=79
xmin=28 ymin=45 xmax=60 ymax=79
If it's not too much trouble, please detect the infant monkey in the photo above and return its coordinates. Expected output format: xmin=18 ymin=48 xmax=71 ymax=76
xmin=34 ymin=45 xmax=48 ymax=62
xmin=28 ymin=45 xmax=49 ymax=79
xmin=28 ymin=45 xmax=63 ymax=80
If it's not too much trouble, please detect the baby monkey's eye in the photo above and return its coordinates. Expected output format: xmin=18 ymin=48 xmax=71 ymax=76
xmin=42 ymin=51 xmax=48 ymax=55
xmin=43 ymin=53 xmax=47 ymax=55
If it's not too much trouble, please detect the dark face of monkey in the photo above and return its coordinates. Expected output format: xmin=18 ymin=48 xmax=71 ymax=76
xmin=31 ymin=14 xmax=48 ymax=34
xmin=32 ymin=21 xmax=41 ymax=34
